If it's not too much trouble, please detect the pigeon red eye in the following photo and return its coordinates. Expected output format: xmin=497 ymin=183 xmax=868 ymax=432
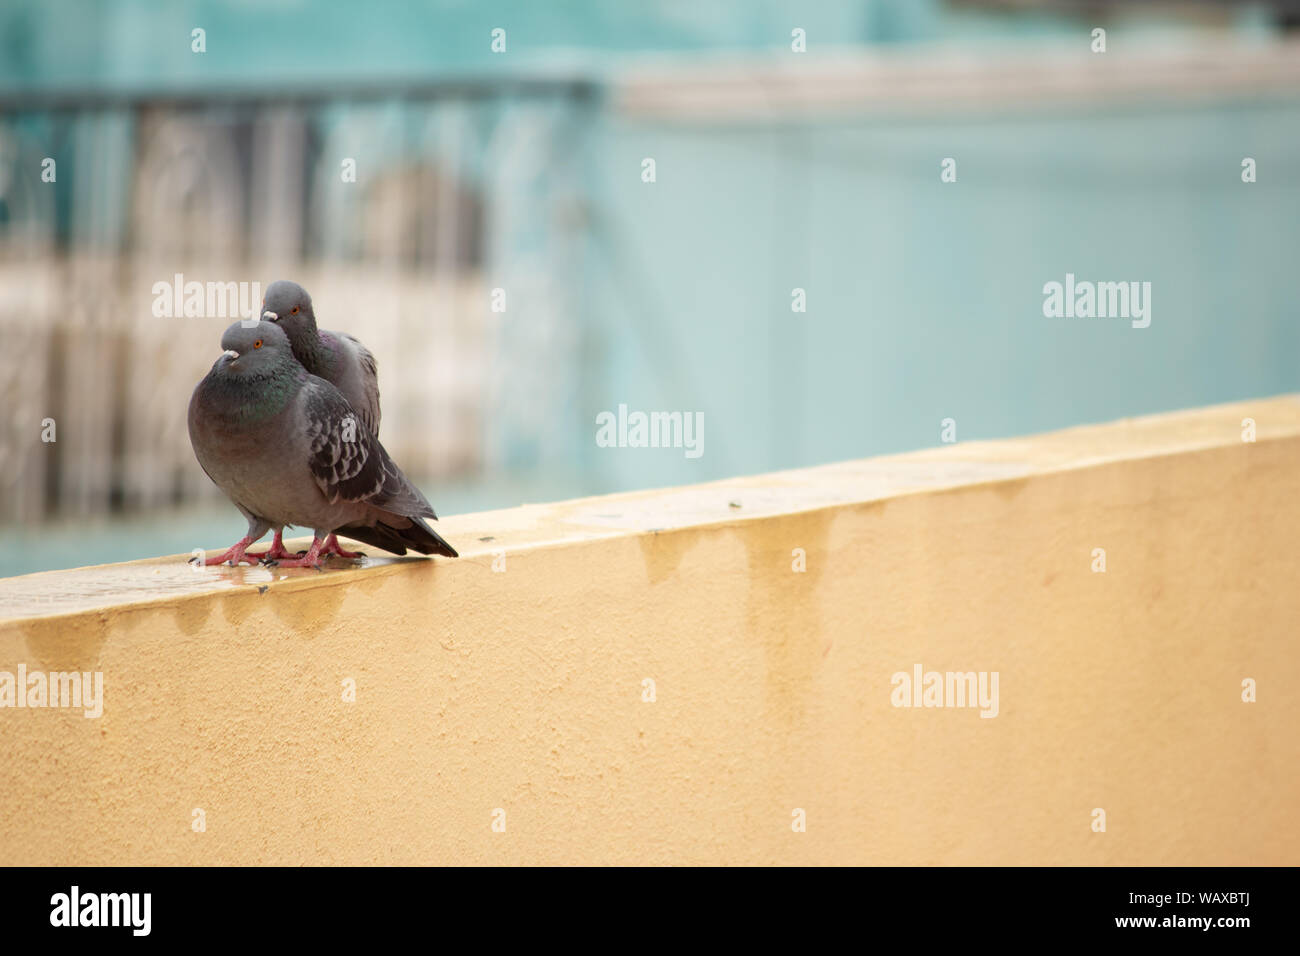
xmin=291 ymin=306 xmax=299 ymax=314
xmin=253 ymin=340 xmax=263 ymax=349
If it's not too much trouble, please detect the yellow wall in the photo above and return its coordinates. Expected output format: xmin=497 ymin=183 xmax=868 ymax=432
xmin=2 ymin=397 xmax=1298 ymax=865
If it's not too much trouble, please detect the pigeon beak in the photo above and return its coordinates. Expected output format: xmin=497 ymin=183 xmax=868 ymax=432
xmin=262 ymin=310 xmax=278 ymax=321
xmin=222 ymin=349 xmax=239 ymax=360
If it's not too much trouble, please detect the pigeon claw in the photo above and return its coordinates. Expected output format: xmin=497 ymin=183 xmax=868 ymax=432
xmin=264 ymin=539 xmax=326 ymax=570
xmin=247 ymin=548 xmax=298 ymax=561
xmin=197 ymin=543 xmax=259 ymax=566
xmin=246 ymin=530 xmax=302 ymax=562
xmin=321 ymin=533 xmax=365 ymax=560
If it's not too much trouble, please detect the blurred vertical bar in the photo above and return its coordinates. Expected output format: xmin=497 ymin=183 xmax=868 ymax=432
xmin=251 ymin=104 xmax=306 ymax=267
xmin=0 ymin=107 xmax=58 ymax=524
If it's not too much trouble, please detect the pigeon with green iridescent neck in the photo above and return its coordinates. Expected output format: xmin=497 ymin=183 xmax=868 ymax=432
xmin=187 ymin=320 xmax=458 ymax=568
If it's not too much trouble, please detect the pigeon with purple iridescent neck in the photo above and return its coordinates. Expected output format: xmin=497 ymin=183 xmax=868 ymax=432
xmin=261 ymin=279 xmax=381 ymax=435
xmin=257 ymin=279 xmax=383 ymax=559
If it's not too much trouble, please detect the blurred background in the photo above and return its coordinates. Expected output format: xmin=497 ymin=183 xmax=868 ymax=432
xmin=1 ymin=0 xmax=1298 ymax=577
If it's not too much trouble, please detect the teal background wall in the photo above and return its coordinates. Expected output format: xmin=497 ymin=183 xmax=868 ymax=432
xmin=1 ymin=0 xmax=1278 ymax=88
xmin=578 ymin=99 xmax=1300 ymax=493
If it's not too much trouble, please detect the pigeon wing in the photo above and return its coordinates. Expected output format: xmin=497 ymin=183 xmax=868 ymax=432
xmin=340 ymin=332 xmax=382 ymax=436
xmin=304 ymin=380 xmax=387 ymax=504
xmin=304 ymin=377 xmax=435 ymax=517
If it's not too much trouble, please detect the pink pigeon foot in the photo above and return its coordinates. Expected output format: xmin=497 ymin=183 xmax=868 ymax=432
xmin=264 ymin=537 xmax=326 ymax=569
xmin=192 ymin=535 xmax=259 ymax=567
xmin=246 ymin=530 xmax=303 ymax=562
xmin=321 ymin=533 xmax=364 ymax=559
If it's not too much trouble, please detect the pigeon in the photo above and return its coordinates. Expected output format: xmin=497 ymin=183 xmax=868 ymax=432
xmin=261 ymin=279 xmax=380 ymax=432
xmin=256 ymin=279 xmax=383 ymax=559
xmin=188 ymin=320 xmax=458 ymax=568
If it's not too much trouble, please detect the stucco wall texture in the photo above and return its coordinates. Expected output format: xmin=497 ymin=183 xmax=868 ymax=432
xmin=1 ymin=396 xmax=1298 ymax=865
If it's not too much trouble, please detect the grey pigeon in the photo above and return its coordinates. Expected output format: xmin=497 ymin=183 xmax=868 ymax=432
xmin=257 ymin=279 xmax=382 ymax=559
xmin=188 ymin=320 xmax=458 ymax=567
xmin=261 ymin=280 xmax=380 ymax=433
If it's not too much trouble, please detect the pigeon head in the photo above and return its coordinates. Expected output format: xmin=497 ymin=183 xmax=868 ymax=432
xmin=260 ymin=279 xmax=317 ymax=343
xmin=217 ymin=320 xmax=295 ymax=376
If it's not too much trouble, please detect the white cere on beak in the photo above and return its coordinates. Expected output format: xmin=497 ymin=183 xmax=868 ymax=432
xmin=262 ymin=310 xmax=278 ymax=320
xmin=222 ymin=349 xmax=239 ymax=360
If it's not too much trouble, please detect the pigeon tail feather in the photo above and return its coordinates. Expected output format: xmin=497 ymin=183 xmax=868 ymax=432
xmin=334 ymin=515 xmax=458 ymax=558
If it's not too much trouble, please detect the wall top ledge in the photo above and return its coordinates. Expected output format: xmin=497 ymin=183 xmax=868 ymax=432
xmin=2 ymin=394 xmax=1297 ymax=627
